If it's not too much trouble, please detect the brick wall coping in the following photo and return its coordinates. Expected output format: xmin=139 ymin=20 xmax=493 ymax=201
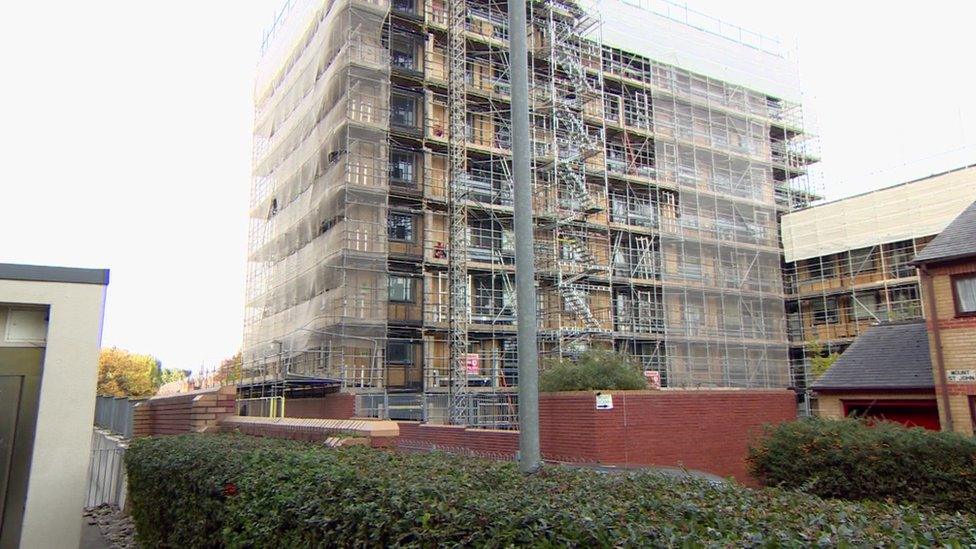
xmin=540 ymin=388 xmax=795 ymax=397
xmin=398 ymin=421 xmax=517 ymax=435
xmin=140 ymin=385 xmax=232 ymax=403
xmin=222 ymin=416 xmax=399 ymax=438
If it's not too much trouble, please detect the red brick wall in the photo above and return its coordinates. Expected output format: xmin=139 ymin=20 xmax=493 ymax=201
xmin=284 ymin=393 xmax=356 ymax=419
xmin=396 ymin=423 xmax=519 ymax=458
xmin=133 ymin=386 xmax=236 ymax=437
xmin=542 ymin=390 xmax=796 ymax=483
xmin=395 ymin=390 xmax=795 ymax=483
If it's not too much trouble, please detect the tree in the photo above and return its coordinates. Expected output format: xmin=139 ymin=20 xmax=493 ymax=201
xmin=216 ymin=350 xmax=243 ymax=385
xmin=805 ymin=340 xmax=839 ymax=380
xmin=539 ymin=350 xmax=648 ymax=392
xmin=98 ymin=347 xmax=159 ymax=397
xmin=160 ymin=367 xmax=189 ymax=385
xmin=98 ymin=347 xmax=186 ymax=396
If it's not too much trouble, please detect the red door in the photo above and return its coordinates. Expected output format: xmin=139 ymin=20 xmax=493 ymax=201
xmin=843 ymin=399 xmax=941 ymax=431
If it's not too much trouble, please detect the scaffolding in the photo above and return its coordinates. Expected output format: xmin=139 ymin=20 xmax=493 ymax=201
xmin=244 ymin=0 xmax=818 ymax=426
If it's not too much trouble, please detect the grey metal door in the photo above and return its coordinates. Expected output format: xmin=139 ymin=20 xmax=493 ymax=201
xmin=0 ymin=348 xmax=42 ymax=549
xmin=0 ymin=376 xmax=22 ymax=522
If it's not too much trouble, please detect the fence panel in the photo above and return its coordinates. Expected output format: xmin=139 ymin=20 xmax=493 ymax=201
xmin=93 ymin=396 xmax=142 ymax=438
xmin=85 ymin=430 xmax=128 ymax=509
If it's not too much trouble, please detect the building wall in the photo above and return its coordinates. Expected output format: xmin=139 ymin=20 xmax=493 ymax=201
xmin=0 ymin=278 xmax=106 ymax=549
xmin=922 ymin=260 xmax=976 ymax=435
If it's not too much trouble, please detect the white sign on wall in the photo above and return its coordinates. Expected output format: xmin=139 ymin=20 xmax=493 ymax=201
xmin=595 ymin=393 xmax=613 ymax=410
xmin=947 ymin=369 xmax=976 ymax=382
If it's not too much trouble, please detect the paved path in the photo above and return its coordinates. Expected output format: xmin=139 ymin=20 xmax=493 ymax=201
xmin=79 ymin=522 xmax=109 ymax=549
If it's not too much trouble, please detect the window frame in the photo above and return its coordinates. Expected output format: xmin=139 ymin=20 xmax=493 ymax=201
xmin=387 ymin=212 xmax=415 ymax=243
xmin=390 ymin=35 xmax=420 ymax=71
xmin=390 ymin=93 xmax=420 ymax=129
xmin=389 ymin=150 xmax=419 ymax=186
xmin=391 ymin=0 xmax=418 ymax=16
xmin=387 ymin=340 xmax=415 ymax=365
xmin=951 ymin=272 xmax=976 ymax=318
xmin=852 ymin=291 xmax=879 ymax=321
xmin=810 ymin=296 xmax=839 ymax=326
xmin=388 ymin=275 xmax=415 ymax=304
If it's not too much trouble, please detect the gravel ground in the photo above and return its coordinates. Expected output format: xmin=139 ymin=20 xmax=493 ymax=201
xmin=84 ymin=505 xmax=137 ymax=549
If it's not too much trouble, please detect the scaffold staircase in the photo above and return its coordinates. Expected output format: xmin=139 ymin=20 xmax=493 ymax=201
xmin=559 ymin=284 xmax=601 ymax=330
xmin=560 ymin=233 xmax=603 ymax=284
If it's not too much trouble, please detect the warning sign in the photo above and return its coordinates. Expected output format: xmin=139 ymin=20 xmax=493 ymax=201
xmin=465 ymin=353 xmax=480 ymax=375
xmin=595 ymin=393 xmax=613 ymax=410
xmin=644 ymin=370 xmax=661 ymax=389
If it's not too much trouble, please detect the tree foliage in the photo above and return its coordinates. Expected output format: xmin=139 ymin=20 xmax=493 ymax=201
xmin=216 ymin=350 xmax=243 ymax=384
xmin=805 ymin=340 xmax=839 ymax=379
xmin=98 ymin=347 xmax=183 ymax=397
xmin=539 ymin=350 xmax=648 ymax=392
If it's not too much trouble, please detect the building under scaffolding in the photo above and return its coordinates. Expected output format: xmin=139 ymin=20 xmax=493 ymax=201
xmin=781 ymin=164 xmax=976 ymax=414
xmin=243 ymin=0 xmax=817 ymax=426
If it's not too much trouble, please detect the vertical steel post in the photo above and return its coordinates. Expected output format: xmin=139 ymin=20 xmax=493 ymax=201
xmin=509 ymin=0 xmax=541 ymax=473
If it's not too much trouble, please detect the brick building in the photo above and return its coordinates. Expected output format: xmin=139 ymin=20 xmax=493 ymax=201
xmin=912 ymin=199 xmax=976 ymax=435
xmin=811 ymin=321 xmax=939 ymax=429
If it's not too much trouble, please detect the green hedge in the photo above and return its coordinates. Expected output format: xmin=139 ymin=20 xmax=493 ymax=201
xmin=749 ymin=417 xmax=976 ymax=512
xmin=539 ymin=350 xmax=647 ymax=392
xmin=126 ymin=434 xmax=976 ymax=546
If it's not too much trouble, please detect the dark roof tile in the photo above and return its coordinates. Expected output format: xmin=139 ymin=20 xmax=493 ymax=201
xmin=912 ymin=199 xmax=976 ymax=264
xmin=812 ymin=322 xmax=933 ymax=391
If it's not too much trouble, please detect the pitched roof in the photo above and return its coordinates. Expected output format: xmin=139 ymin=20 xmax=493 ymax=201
xmin=912 ymin=199 xmax=976 ymax=265
xmin=812 ymin=322 xmax=933 ymax=391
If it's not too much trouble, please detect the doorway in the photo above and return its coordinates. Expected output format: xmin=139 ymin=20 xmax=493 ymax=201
xmin=0 ymin=347 xmax=43 ymax=549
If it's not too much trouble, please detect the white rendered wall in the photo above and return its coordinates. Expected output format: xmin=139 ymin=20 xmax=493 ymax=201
xmin=781 ymin=166 xmax=976 ymax=262
xmin=0 ymin=279 xmax=107 ymax=549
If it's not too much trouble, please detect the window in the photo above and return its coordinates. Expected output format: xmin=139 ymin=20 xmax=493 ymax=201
xmin=390 ymin=37 xmax=418 ymax=71
xmin=953 ymin=274 xmax=976 ymax=317
xmin=811 ymin=297 xmax=838 ymax=326
xmin=852 ymin=292 xmax=878 ymax=320
xmin=389 ymin=151 xmax=416 ymax=185
xmin=387 ymin=213 xmax=414 ymax=242
xmin=391 ymin=0 xmax=416 ymax=15
xmin=848 ymin=247 xmax=876 ymax=275
xmin=389 ymin=276 xmax=414 ymax=303
xmin=886 ymin=241 xmax=916 ymax=278
xmin=807 ymin=257 xmax=832 ymax=280
xmin=387 ymin=341 xmax=413 ymax=364
xmin=391 ymin=95 xmax=418 ymax=128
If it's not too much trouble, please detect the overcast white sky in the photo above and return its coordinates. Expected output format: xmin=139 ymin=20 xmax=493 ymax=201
xmin=1 ymin=1 xmax=974 ymax=370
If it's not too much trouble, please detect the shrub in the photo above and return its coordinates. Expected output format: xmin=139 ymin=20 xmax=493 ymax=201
xmin=748 ymin=417 xmax=976 ymax=512
xmin=127 ymin=434 xmax=976 ymax=547
xmin=539 ymin=350 xmax=647 ymax=392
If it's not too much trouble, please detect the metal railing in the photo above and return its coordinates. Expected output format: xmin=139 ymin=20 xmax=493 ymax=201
xmin=94 ymin=396 xmax=142 ymax=439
